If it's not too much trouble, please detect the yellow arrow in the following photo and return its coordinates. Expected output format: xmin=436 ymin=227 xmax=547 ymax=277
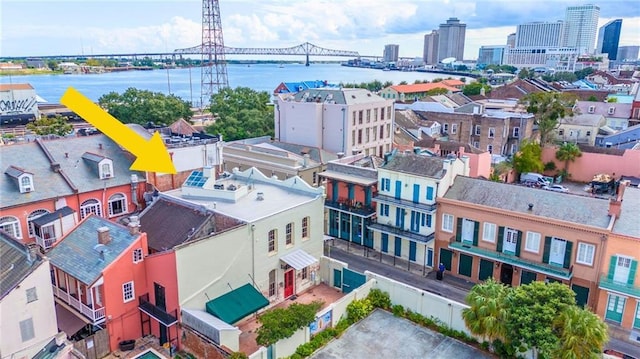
xmin=61 ymin=87 xmax=176 ymax=174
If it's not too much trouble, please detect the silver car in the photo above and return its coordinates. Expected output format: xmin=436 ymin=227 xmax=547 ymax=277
xmin=543 ymin=184 xmax=569 ymax=193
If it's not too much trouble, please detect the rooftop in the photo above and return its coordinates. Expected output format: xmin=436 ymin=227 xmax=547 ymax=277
xmin=47 ymin=216 xmax=142 ymax=285
xmin=443 ymin=177 xmax=612 ymax=229
xmin=290 ymin=88 xmax=387 ymax=106
xmin=0 ymin=83 xmax=34 ymax=91
xmin=560 ymin=113 xmax=606 ymax=127
xmin=164 ymin=167 xmax=324 ymax=222
xmin=0 ymin=231 xmax=42 ymax=299
xmin=380 ymin=152 xmax=449 ymax=178
xmin=613 ymin=186 xmax=640 ymax=237
xmin=390 ymin=83 xmax=460 ymax=94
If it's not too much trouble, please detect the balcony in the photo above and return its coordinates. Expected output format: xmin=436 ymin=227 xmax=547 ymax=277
xmin=368 ymin=221 xmax=434 ymax=244
xmin=138 ymin=294 xmax=178 ymax=326
xmin=52 ymin=285 xmax=105 ymax=323
xmin=325 ymin=199 xmax=376 ymax=217
xmin=599 ymin=274 xmax=640 ymax=298
xmin=373 ymin=193 xmax=436 ymax=213
xmin=35 ymin=234 xmax=57 ymax=251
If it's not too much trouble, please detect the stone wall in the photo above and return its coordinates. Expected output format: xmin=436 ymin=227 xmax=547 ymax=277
xmin=181 ymin=327 xmax=230 ymax=359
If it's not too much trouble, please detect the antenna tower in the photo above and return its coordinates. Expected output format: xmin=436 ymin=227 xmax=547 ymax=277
xmin=201 ymin=0 xmax=228 ymax=106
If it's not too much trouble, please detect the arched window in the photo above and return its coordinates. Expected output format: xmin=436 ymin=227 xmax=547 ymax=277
xmin=108 ymin=193 xmax=127 ymax=217
xmin=101 ymin=163 xmax=112 ymax=178
xmin=268 ymin=270 xmax=276 ymax=297
xmin=0 ymin=216 xmax=22 ymax=239
xmin=27 ymin=209 xmax=50 ymax=237
xmin=80 ymin=199 xmax=102 ymax=219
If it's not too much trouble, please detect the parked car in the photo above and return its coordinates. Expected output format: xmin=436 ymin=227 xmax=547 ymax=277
xmin=520 ymin=172 xmax=551 ymax=187
xmin=543 ymin=184 xmax=569 ymax=193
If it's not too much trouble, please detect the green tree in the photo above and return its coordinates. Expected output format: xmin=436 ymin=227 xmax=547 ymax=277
xmin=518 ymin=68 xmax=532 ymax=79
xmin=553 ymin=72 xmax=578 ymax=82
xmin=521 ymin=92 xmax=577 ymax=145
xmin=512 ymin=140 xmax=544 ymax=175
xmin=98 ymin=87 xmax=192 ymax=126
xmin=500 ymin=65 xmax=518 ymax=74
xmin=425 ymin=88 xmax=450 ymax=96
xmin=574 ymin=67 xmax=594 ymax=80
xmin=606 ymin=97 xmax=618 ymax=103
xmin=462 ymin=82 xmax=491 ymax=96
xmin=552 ymin=306 xmax=608 ymax=359
xmin=206 ymin=87 xmax=274 ymax=141
xmin=555 ymin=142 xmax=582 ymax=175
xmin=506 ymin=282 xmax=576 ymax=358
xmin=462 ymin=279 xmax=508 ymax=344
xmin=46 ymin=60 xmax=59 ymax=71
xmin=26 ymin=115 xmax=73 ymax=136
xmin=255 ymin=301 xmax=322 ymax=346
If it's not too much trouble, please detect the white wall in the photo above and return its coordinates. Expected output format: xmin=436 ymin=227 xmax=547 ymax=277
xmin=0 ymin=260 xmax=58 ymax=359
xmin=171 ymin=142 xmax=223 ymax=172
xmin=277 ymin=101 xmax=324 ymax=148
xmin=0 ymin=88 xmax=38 ymax=117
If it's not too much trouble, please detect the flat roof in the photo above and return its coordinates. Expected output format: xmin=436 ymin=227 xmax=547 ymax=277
xmin=318 ymin=170 xmax=378 ymax=186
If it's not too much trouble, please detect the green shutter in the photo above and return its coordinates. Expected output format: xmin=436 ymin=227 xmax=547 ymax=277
xmin=473 ymin=221 xmax=480 ymax=246
xmin=515 ymin=231 xmax=523 ymax=257
xmin=607 ymin=256 xmax=617 ymax=280
xmin=628 ymin=260 xmax=638 ymax=285
xmin=496 ymin=226 xmax=505 ymax=253
xmin=564 ymin=241 xmax=573 ymax=269
xmin=543 ymin=237 xmax=552 ymax=264
xmin=456 ymin=218 xmax=463 ymax=243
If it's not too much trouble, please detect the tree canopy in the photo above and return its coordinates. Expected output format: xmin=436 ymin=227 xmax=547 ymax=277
xmin=512 ymin=140 xmax=544 ymax=174
xmin=462 ymin=279 xmax=508 ymax=344
xmin=98 ymin=87 xmax=192 ymax=126
xmin=26 ymin=115 xmax=73 ymax=136
xmin=555 ymin=142 xmax=582 ymax=175
xmin=255 ymin=301 xmax=322 ymax=347
xmin=205 ymin=87 xmax=274 ymax=141
xmin=462 ymin=81 xmax=492 ymax=96
xmin=521 ymin=92 xmax=577 ymax=145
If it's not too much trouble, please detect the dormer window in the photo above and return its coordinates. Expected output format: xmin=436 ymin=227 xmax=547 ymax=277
xmin=588 ymin=106 xmax=595 ymax=113
xmin=82 ymin=152 xmax=113 ymax=180
xmin=101 ymin=163 xmax=112 ymax=179
xmin=608 ymin=107 xmax=615 ymax=115
xmin=4 ymin=166 xmax=34 ymax=193
xmin=20 ymin=175 xmax=33 ymax=193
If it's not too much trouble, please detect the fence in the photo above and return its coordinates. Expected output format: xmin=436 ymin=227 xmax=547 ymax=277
xmin=73 ymin=328 xmax=110 ymax=359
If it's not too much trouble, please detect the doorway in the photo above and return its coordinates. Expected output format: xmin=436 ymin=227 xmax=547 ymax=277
xmin=284 ymin=269 xmax=294 ymax=298
xmin=154 ymin=283 xmax=167 ymax=344
xmin=500 ymin=263 xmax=513 ymax=285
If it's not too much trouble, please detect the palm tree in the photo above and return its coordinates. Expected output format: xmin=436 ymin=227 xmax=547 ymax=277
xmin=552 ymin=306 xmax=608 ymax=359
xmin=462 ymin=278 xmax=509 ymax=345
xmin=555 ymin=142 xmax=582 ymax=177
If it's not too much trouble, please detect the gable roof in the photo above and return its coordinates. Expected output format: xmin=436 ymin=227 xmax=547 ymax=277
xmin=47 ymin=216 xmax=141 ymax=285
xmin=560 ymin=114 xmax=606 ymax=127
xmin=443 ymin=177 xmax=611 ymax=228
xmin=613 ymin=187 xmax=640 ymax=237
xmin=381 ymin=152 xmax=447 ymax=178
xmin=169 ymin=118 xmax=199 ymax=136
xmin=574 ymin=101 xmax=632 ymax=119
xmin=0 ymin=231 xmax=43 ymax=299
xmin=0 ymin=83 xmax=34 ymax=91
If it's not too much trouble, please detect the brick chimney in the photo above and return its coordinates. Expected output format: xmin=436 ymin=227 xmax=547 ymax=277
xmin=608 ymin=198 xmax=622 ymax=218
xmin=97 ymin=226 xmax=111 ymax=245
xmin=128 ymin=222 xmax=140 ymax=235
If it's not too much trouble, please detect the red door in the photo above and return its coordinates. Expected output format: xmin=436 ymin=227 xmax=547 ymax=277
xmin=284 ymin=270 xmax=294 ymax=298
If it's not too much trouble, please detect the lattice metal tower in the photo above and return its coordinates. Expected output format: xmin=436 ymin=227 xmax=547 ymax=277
xmin=201 ymin=0 xmax=228 ymax=106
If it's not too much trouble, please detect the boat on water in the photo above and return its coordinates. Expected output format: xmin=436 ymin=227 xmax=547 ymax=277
xmin=279 ymin=64 xmax=285 ymax=68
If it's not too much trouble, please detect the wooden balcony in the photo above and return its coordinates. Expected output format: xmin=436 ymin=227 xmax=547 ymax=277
xmin=52 ymin=285 xmax=106 ymax=324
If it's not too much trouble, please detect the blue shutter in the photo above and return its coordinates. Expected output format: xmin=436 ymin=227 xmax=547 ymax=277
xmin=381 ymin=233 xmax=388 ymax=253
xmin=542 ymin=237 xmax=552 ymax=264
xmin=628 ymin=260 xmax=638 ymax=285
xmin=394 ymin=237 xmax=402 ymax=257
xmin=427 ymin=214 xmax=432 ymax=227
xmin=456 ymin=218 xmax=463 ymax=243
xmin=413 ymin=184 xmax=420 ymax=203
xmin=563 ymin=241 xmax=573 ymax=269
xmin=496 ymin=227 xmax=505 ymax=253
xmin=607 ymin=256 xmax=617 ymax=280
xmin=365 ymin=187 xmax=372 ymax=206
xmin=426 ymin=186 xmax=434 ymax=201
xmin=409 ymin=241 xmax=417 ymax=261
xmin=348 ymin=184 xmax=354 ymax=200
xmin=395 ymin=180 xmax=402 ymax=199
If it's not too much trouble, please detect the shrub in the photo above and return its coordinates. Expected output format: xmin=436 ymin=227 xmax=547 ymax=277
xmin=346 ymin=299 xmax=373 ymax=323
xmin=367 ymin=289 xmax=392 ymax=310
xmin=289 ymin=354 xmax=303 ymax=359
xmin=294 ymin=342 xmax=316 ymax=357
xmin=391 ymin=304 xmax=405 ymax=317
xmin=228 ymin=353 xmax=248 ymax=359
xmin=335 ymin=318 xmax=350 ymax=333
xmin=256 ymin=301 xmax=323 ymax=346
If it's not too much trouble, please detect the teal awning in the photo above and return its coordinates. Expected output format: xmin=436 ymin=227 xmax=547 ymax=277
xmin=205 ymin=284 xmax=269 ymax=324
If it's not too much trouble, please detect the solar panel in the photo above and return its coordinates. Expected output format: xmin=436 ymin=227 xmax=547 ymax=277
xmin=184 ymin=171 xmax=207 ymax=188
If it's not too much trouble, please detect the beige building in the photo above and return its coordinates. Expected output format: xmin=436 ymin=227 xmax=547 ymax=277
xmin=275 ymin=88 xmax=394 ymax=157
xmin=557 ymin=113 xmax=606 ymax=145
xmin=0 ymin=233 xmax=58 ymax=359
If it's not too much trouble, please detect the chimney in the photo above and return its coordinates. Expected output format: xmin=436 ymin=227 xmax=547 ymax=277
xmin=97 ymin=226 xmax=111 ymax=245
xmin=303 ymin=154 xmax=310 ymax=168
xmin=128 ymin=222 xmax=140 ymax=235
xmin=203 ymin=166 xmax=214 ymax=179
xmin=608 ymin=198 xmax=622 ymax=218
xmin=98 ymin=143 xmax=103 ymax=150
xmin=616 ymin=180 xmax=629 ymax=201
xmin=337 ymin=152 xmax=345 ymax=159
xmin=257 ymin=192 xmax=265 ymax=201
xmin=26 ymin=245 xmax=38 ymax=264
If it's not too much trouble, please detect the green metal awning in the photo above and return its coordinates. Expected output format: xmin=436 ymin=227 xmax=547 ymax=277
xmin=205 ymin=283 xmax=269 ymax=324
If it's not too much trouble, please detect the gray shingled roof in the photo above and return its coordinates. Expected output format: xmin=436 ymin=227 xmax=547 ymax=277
xmin=47 ymin=216 xmax=140 ymax=285
xmin=613 ymin=187 xmax=640 ymax=237
xmin=443 ymin=177 xmax=612 ymax=228
xmin=4 ymin=165 xmax=30 ymax=179
xmin=292 ymin=88 xmax=386 ymax=105
xmin=32 ymin=206 xmax=75 ymax=226
xmin=381 ymin=152 xmax=447 ymax=178
xmin=0 ymin=231 xmax=43 ymax=299
xmin=81 ymin=152 xmax=108 ymax=163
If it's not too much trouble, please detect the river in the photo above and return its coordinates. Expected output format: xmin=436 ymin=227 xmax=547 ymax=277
xmin=2 ymin=63 xmax=470 ymax=104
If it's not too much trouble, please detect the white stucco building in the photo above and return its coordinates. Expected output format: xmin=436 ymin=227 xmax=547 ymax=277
xmin=275 ymin=88 xmax=394 ymax=157
xmin=0 ymin=233 xmax=58 ymax=359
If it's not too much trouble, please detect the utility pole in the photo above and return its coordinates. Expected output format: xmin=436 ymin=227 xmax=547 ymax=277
xmin=201 ymin=0 xmax=229 ymax=108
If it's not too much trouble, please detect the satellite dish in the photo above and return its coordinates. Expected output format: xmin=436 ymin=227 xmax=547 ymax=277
xmin=441 ymin=57 xmax=456 ymax=64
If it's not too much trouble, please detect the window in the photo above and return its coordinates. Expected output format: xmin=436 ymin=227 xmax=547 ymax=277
xmin=352 ymin=111 xmax=356 ymax=125
xmin=366 ymin=109 xmax=371 ymax=123
xmin=268 ymin=270 xmax=276 ymax=297
xmin=0 ymin=216 xmax=22 ymax=239
xmin=302 ymin=267 xmax=308 ymax=280
xmin=381 ymin=107 xmax=385 ymax=120
xmin=122 ymin=281 xmax=134 ymax=303
xmin=26 ymin=287 xmax=38 ymax=303
xmin=80 ymin=199 xmax=102 ymax=219
xmin=488 ymin=128 xmax=495 ymax=138
xmin=461 ymin=219 xmax=475 ymax=244
xmin=502 ymin=228 xmax=518 ymax=254
xmin=302 ymin=217 xmax=309 ymax=239
xmin=108 ymin=193 xmax=127 ymax=217
xmin=379 ymin=125 xmax=384 ymax=139
xmin=559 ymin=129 xmax=564 ymax=136
xmin=19 ymin=318 xmax=35 ymax=342
xmin=379 ymin=204 xmax=389 ymax=216
xmin=482 ymin=222 xmax=496 ymax=243
xmin=312 ymin=172 xmax=317 ymax=185
xmin=451 ymin=124 xmax=458 ymax=135
xmin=101 ymin=163 xmax=112 ymax=179
xmin=513 ymin=127 xmax=520 ymax=138
xmin=442 ymin=214 xmax=454 ymax=232
xmin=473 ymin=141 xmax=480 ymax=148
xmin=20 ymin=176 xmax=33 ymax=192
xmin=487 ymin=145 xmax=493 ymax=154
xmin=586 ymin=131 xmax=591 ymax=137
xmin=357 ymin=129 xmax=362 ymax=144
xmin=352 ymin=131 xmax=356 ymax=145
xmin=525 ymin=232 xmax=541 ymax=253
xmin=426 ymin=186 xmax=434 ymax=201
xmin=27 ymin=209 xmax=49 ymax=237
xmin=365 ymin=127 xmax=370 ymax=142
xmin=576 ymin=242 xmax=595 ymax=265
xmin=475 ymin=125 xmax=481 ymax=136
xmin=443 ymin=123 xmax=449 ymax=133
xmin=381 ymin=178 xmax=391 ymax=191
xmin=588 ymin=106 xmax=595 ymax=113
xmin=608 ymin=107 xmax=615 ymax=115
xmin=386 ymin=124 xmax=390 ymax=138
xmin=358 ymin=110 xmax=363 ymax=124
xmin=286 ymin=223 xmax=293 ymax=245
xmin=133 ymin=248 xmax=143 ymax=263
xmin=268 ymin=229 xmax=277 ymax=252
xmin=387 ymin=106 xmax=391 ymax=119
xmin=549 ymin=237 xmax=567 ymax=266
xmin=374 ymin=108 xmax=378 ymax=121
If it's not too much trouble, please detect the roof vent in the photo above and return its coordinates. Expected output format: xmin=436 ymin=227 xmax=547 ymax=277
xmin=528 ymin=203 xmax=534 ymax=211
xmin=257 ymin=192 xmax=265 ymax=201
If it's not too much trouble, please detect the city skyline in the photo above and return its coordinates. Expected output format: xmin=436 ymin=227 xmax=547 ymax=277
xmin=1 ymin=0 xmax=639 ymax=59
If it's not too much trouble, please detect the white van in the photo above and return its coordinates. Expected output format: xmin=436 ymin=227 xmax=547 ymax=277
xmin=520 ymin=172 xmax=550 ymax=187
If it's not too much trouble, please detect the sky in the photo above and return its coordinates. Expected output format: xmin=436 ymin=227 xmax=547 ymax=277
xmin=2 ymin=0 xmax=639 ymax=60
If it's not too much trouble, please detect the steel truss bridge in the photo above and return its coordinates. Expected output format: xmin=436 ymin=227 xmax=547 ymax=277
xmin=2 ymin=42 xmax=373 ymax=65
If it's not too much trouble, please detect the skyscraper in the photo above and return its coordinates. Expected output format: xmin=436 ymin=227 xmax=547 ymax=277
xmin=506 ymin=33 xmax=516 ymax=48
xmin=617 ymin=46 xmax=640 ymax=61
xmin=423 ymin=30 xmax=439 ymax=65
xmin=383 ymin=44 xmax=399 ymax=63
xmin=437 ymin=17 xmax=466 ymax=62
xmin=477 ymin=46 xmax=505 ymax=66
xmin=597 ymin=19 xmax=622 ymax=60
xmin=563 ymin=4 xmax=600 ymax=54
xmin=516 ymin=21 xmax=564 ymax=47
